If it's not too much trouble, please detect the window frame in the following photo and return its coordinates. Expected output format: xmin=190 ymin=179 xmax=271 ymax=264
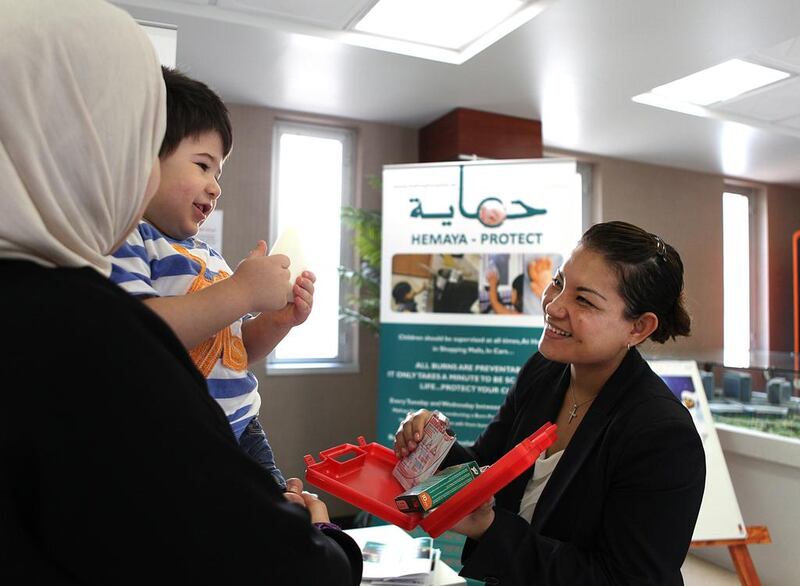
xmin=266 ymin=119 xmax=358 ymax=375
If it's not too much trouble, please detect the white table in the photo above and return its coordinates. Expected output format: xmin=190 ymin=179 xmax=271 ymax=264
xmin=345 ymin=525 xmax=466 ymax=586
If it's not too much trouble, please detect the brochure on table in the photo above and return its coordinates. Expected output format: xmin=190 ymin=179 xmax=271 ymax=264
xmin=347 ymin=524 xmax=460 ymax=586
xmin=362 ymin=535 xmax=436 ymax=585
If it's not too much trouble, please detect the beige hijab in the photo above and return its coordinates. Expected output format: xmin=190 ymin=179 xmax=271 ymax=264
xmin=0 ymin=0 xmax=166 ymax=275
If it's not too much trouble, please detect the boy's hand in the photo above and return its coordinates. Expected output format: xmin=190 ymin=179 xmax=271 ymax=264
xmin=271 ymin=270 xmax=316 ymax=328
xmin=232 ymin=240 xmax=292 ymax=313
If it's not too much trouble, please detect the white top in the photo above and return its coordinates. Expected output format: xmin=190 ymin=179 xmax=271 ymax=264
xmin=518 ymin=449 xmax=564 ymax=523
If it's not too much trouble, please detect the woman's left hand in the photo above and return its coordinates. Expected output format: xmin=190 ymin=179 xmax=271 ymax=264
xmin=283 ymin=477 xmax=307 ymax=506
xmin=284 ymin=477 xmax=332 ymax=524
xmin=450 ymin=498 xmax=495 ymax=540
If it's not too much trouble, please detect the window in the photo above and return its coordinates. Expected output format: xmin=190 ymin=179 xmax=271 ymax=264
xmin=723 ymin=187 xmax=763 ymax=363
xmin=267 ymin=121 xmax=357 ymax=373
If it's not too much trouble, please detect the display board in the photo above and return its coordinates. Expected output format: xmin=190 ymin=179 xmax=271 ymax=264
xmin=648 ymin=359 xmax=746 ymax=541
xmin=377 ymin=159 xmax=584 ymax=447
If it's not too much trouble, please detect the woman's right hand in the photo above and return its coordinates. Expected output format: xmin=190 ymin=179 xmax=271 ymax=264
xmin=394 ymin=409 xmax=436 ymax=458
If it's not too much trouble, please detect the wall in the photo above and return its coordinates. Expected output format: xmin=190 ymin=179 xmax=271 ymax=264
xmin=765 ymin=184 xmax=800 ymax=351
xmin=219 ymin=104 xmax=417 ymax=516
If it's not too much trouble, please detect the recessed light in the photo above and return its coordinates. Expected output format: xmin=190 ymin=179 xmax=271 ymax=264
xmin=650 ymin=59 xmax=789 ymax=106
xmin=348 ymin=0 xmax=552 ymax=63
xmin=354 ymin=0 xmax=525 ymax=50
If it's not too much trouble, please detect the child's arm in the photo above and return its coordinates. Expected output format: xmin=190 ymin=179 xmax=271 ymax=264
xmin=144 ymin=242 xmax=293 ymax=349
xmin=241 ymin=270 xmax=316 ymax=363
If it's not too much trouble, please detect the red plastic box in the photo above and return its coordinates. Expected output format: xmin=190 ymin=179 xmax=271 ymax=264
xmin=305 ymin=422 xmax=557 ymax=538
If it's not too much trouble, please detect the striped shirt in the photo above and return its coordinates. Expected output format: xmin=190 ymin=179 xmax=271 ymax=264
xmin=110 ymin=220 xmax=260 ymax=440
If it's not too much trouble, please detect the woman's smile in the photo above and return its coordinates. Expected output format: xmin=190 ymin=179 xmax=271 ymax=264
xmin=544 ymin=322 xmax=572 ymax=338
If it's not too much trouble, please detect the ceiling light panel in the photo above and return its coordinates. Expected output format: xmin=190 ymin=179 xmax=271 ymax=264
xmin=353 ymin=0 xmax=527 ymax=51
xmin=651 ymin=59 xmax=790 ymax=106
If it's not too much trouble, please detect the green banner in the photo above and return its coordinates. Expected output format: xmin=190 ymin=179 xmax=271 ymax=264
xmin=377 ymin=323 xmax=542 ymax=446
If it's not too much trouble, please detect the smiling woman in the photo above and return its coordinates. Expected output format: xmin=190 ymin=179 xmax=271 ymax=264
xmin=394 ymin=221 xmax=704 ymax=585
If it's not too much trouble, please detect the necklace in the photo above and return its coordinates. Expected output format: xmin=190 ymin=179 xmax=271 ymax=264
xmin=568 ymin=385 xmax=595 ymax=424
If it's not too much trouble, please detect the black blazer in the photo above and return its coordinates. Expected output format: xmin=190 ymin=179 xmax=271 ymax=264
xmin=443 ymin=349 xmax=705 ymax=585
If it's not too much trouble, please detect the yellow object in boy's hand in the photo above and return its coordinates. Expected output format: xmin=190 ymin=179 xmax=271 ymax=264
xmin=269 ymin=227 xmax=309 ymax=302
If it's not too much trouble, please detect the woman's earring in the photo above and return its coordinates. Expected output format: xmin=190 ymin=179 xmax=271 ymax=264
xmin=626 ymin=343 xmax=631 ymax=350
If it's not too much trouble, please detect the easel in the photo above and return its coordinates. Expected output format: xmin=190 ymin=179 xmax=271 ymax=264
xmin=691 ymin=526 xmax=771 ymax=586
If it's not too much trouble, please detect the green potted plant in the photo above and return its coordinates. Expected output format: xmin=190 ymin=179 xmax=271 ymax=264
xmin=339 ymin=205 xmax=381 ymax=334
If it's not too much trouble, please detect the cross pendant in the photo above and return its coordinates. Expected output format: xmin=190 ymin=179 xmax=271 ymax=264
xmin=568 ymin=403 xmax=578 ymax=423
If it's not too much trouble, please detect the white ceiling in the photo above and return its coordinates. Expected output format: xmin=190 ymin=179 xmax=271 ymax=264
xmin=115 ymin=0 xmax=800 ymax=187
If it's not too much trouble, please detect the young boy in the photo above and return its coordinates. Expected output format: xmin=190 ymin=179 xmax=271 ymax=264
xmin=110 ymin=67 xmax=313 ymax=489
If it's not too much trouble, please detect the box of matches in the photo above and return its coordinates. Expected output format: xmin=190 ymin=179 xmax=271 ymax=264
xmin=394 ymin=461 xmax=481 ymax=513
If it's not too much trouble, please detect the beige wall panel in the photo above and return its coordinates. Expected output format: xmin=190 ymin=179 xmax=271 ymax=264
xmin=765 ymin=184 xmax=800 ymax=351
xmin=599 ymin=159 xmax=726 ymax=354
